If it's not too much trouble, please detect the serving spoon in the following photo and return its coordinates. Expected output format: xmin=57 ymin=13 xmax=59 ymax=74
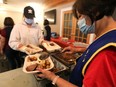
xmin=39 ymin=52 xmax=50 ymax=60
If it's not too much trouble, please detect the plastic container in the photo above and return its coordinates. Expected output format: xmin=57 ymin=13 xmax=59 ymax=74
xmin=42 ymin=41 xmax=61 ymax=52
xmin=34 ymin=56 xmax=68 ymax=80
xmin=23 ymin=53 xmax=54 ymax=73
xmin=19 ymin=44 xmax=43 ymax=54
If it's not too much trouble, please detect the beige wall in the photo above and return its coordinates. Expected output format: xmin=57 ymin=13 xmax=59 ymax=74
xmin=44 ymin=2 xmax=75 ymax=35
xmin=0 ymin=11 xmax=22 ymax=29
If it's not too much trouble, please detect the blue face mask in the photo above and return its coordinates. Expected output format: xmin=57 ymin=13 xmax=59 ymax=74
xmin=77 ymin=18 xmax=95 ymax=34
xmin=25 ymin=18 xmax=34 ymax=24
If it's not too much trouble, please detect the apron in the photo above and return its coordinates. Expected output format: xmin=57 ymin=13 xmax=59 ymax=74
xmin=69 ymin=30 xmax=116 ymax=87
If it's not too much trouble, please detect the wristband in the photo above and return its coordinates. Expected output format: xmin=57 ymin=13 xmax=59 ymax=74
xmin=52 ymin=76 xmax=59 ymax=85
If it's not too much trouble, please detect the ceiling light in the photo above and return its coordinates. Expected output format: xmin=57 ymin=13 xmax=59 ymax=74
xmin=0 ymin=0 xmax=3 ymax=3
xmin=0 ymin=0 xmax=7 ymax=4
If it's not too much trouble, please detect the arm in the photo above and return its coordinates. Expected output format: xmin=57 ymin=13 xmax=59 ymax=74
xmin=62 ymin=46 xmax=86 ymax=54
xmin=37 ymin=68 xmax=77 ymax=87
xmin=0 ymin=35 xmax=5 ymax=54
xmin=9 ymin=25 xmax=23 ymax=50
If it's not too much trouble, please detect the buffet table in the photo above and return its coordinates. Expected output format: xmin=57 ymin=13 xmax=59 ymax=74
xmin=51 ymin=37 xmax=88 ymax=49
xmin=0 ymin=40 xmax=84 ymax=87
xmin=51 ymin=37 xmax=74 ymax=48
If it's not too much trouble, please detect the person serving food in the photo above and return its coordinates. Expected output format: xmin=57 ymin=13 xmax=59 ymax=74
xmin=36 ymin=0 xmax=116 ymax=87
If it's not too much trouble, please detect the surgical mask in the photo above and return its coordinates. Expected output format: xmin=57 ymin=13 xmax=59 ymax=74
xmin=77 ymin=18 xmax=95 ymax=34
xmin=25 ymin=18 xmax=34 ymax=24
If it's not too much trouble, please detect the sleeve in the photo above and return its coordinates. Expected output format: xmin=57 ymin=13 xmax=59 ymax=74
xmin=0 ymin=29 xmax=6 ymax=38
xmin=83 ymin=47 xmax=116 ymax=87
xmin=8 ymin=24 xmax=22 ymax=50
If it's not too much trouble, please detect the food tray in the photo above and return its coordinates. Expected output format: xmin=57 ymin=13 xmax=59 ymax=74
xmin=34 ymin=56 xmax=68 ymax=80
xmin=19 ymin=44 xmax=43 ymax=54
xmin=50 ymin=56 xmax=68 ymax=74
xmin=42 ymin=41 xmax=61 ymax=52
xmin=51 ymin=51 xmax=81 ymax=66
xmin=23 ymin=53 xmax=54 ymax=73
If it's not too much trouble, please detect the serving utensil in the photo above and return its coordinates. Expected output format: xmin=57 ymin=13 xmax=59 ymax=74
xmin=39 ymin=52 xmax=49 ymax=60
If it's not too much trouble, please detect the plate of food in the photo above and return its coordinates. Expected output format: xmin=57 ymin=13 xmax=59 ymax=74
xmin=19 ymin=44 xmax=43 ymax=54
xmin=42 ymin=41 xmax=61 ymax=52
xmin=23 ymin=53 xmax=54 ymax=73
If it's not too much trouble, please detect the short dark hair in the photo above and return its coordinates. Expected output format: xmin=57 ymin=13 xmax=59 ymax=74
xmin=73 ymin=0 xmax=116 ymax=21
xmin=44 ymin=19 xmax=49 ymax=25
xmin=4 ymin=17 xmax=15 ymax=26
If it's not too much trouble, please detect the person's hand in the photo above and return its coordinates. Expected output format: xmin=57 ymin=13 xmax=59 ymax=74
xmin=62 ymin=46 xmax=76 ymax=54
xmin=36 ymin=68 xmax=56 ymax=81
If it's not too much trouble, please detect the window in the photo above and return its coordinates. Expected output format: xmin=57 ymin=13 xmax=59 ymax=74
xmin=62 ymin=10 xmax=89 ymax=43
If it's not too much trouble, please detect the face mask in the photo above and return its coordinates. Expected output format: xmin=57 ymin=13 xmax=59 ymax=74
xmin=25 ymin=18 xmax=34 ymax=24
xmin=77 ymin=18 xmax=95 ymax=34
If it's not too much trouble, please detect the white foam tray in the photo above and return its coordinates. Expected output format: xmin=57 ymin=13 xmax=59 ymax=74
xmin=19 ymin=44 xmax=43 ymax=54
xmin=23 ymin=53 xmax=54 ymax=73
xmin=42 ymin=41 xmax=61 ymax=52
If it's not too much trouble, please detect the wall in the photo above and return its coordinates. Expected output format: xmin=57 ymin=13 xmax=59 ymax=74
xmin=0 ymin=4 xmax=44 ymax=30
xmin=44 ymin=2 xmax=96 ymax=44
xmin=44 ymin=2 xmax=75 ymax=35
xmin=0 ymin=10 xmax=22 ymax=29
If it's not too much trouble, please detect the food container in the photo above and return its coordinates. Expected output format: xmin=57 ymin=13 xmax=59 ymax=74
xmin=61 ymin=37 xmax=69 ymax=42
xmin=73 ymin=42 xmax=89 ymax=47
xmin=19 ymin=44 xmax=43 ymax=54
xmin=42 ymin=41 xmax=61 ymax=52
xmin=23 ymin=53 xmax=54 ymax=73
xmin=50 ymin=56 xmax=68 ymax=74
xmin=51 ymin=51 xmax=81 ymax=66
xmin=34 ymin=56 xmax=68 ymax=80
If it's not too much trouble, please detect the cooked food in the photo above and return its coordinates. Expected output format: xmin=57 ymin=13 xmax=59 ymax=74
xmin=23 ymin=44 xmax=43 ymax=54
xmin=27 ymin=44 xmax=33 ymax=49
xmin=26 ymin=63 xmax=38 ymax=71
xmin=25 ymin=47 xmax=33 ymax=54
xmin=62 ymin=53 xmax=76 ymax=60
xmin=26 ymin=59 xmax=51 ymax=72
xmin=49 ymin=43 xmax=55 ymax=46
xmin=27 ymin=56 xmax=37 ymax=62
xmin=36 ymin=60 xmax=51 ymax=69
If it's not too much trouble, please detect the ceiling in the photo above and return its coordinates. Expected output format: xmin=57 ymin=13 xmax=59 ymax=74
xmin=0 ymin=0 xmax=75 ymax=12
xmin=0 ymin=0 xmax=46 ymax=12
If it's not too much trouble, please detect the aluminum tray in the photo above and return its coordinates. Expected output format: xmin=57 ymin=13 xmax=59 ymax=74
xmin=50 ymin=56 xmax=68 ymax=74
xmin=50 ymin=51 xmax=81 ymax=66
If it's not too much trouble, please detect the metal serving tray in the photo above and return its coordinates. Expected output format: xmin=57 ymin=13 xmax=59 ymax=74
xmin=50 ymin=51 xmax=81 ymax=66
